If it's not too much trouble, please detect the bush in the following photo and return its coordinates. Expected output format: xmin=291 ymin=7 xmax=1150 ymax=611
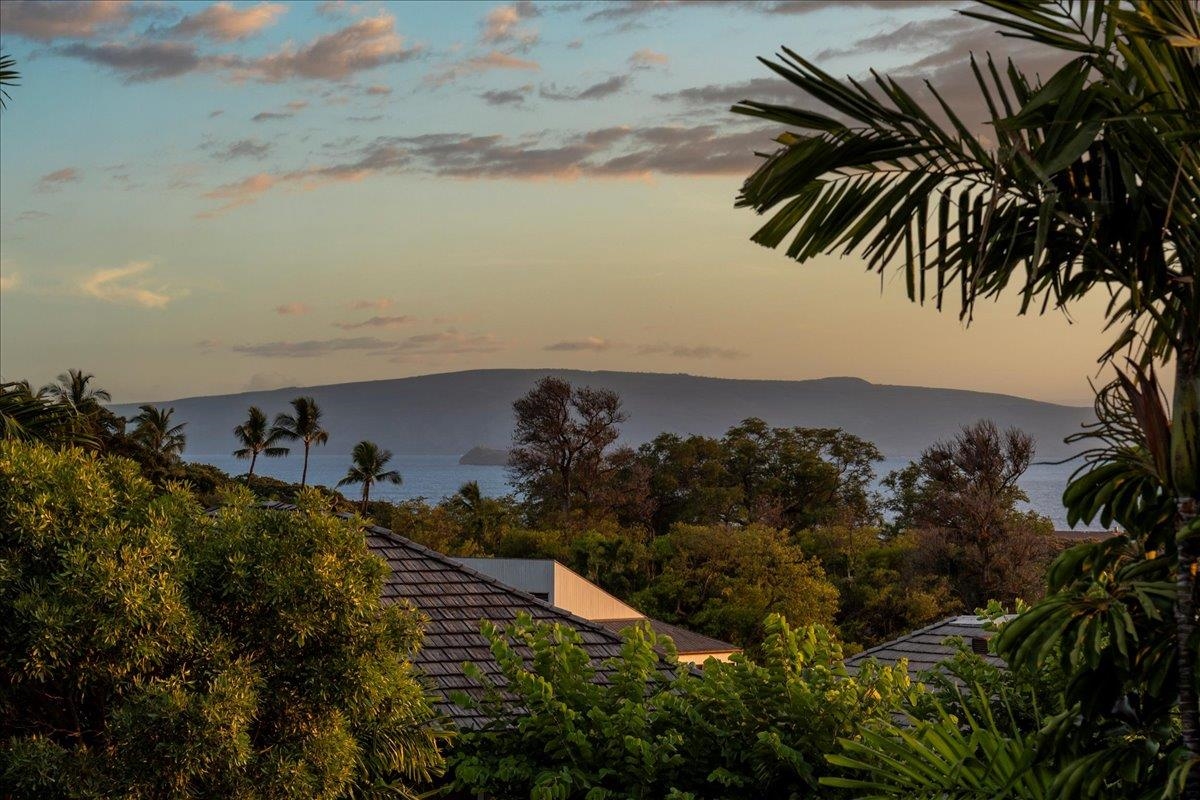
xmin=0 ymin=442 xmax=446 ymax=798
xmin=447 ymin=613 xmax=916 ymax=798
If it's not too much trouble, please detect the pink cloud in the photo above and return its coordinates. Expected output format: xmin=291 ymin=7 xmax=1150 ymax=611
xmin=165 ymin=1 xmax=286 ymax=41
xmin=0 ymin=0 xmax=136 ymax=42
xmin=230 ymin=13 xmax=420 ymax=82
xmin=426 ymin=50 xmax=539 ymax=86
xmin=630 ymin=48 xmax=669 ymax=67
xmin=334 ymin=314 xmax=414 ymax=330
xmin=275 ymin=302 xmax=311 ymax=315
xmin=37 ymin=167 xmax=82 ymax=192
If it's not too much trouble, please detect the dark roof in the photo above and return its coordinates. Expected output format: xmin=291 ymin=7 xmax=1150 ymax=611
xmin=249 ymin=503 xmax=631 ymax=727
xmin=364 ymin=523 xmax=635 ymax=727
xmin=596 ymin=618 xmax=738 ymax=655
xmin=844 ymin=616 xmax=1006 ymax=681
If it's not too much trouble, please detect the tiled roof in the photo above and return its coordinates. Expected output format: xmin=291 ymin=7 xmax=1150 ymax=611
xmin=596 ymin=618 xmax=738 ymax=656
xmin=362 ymin=523 xmax=632 ymax=727
xmin=844 ymin=615 xmax=1006 ymax=681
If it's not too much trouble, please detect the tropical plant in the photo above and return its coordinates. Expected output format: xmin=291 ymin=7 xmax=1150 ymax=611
xmin=131 ymin=404 xmax=187 ymax=458
xmin=0 ymin=382 xmax=93 ymax=448
xmin=232 ymin=406 xmax=289 ymax=484
xmin=338 ymin=440 xmax=402 ymax=512
xmin=449 ymin=613 xmax=916 ymax=799
xmin=0 ymin=53 xmax=17 ymax=110
xmin=735 ymin=0 xmax=1199 ymax=788
xmin=41 ymin=369 xmax=112 ymax=411
xmin=273 ymin=396 xmax=329 ymax=487
xmin=0 ymin=441 xmax=446 ymax=796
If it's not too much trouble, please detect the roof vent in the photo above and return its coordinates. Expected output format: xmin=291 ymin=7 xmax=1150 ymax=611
xmin=970 ymin=636 xmax=990 ymax=656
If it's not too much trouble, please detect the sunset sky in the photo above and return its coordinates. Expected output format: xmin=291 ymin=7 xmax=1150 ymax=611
xmin=0 ymin=0 xmax=1111 ymax=405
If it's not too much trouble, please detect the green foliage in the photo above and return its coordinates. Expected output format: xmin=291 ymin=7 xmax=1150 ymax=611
xmin=638 ymin=420 xmax=882 ymax=533
xmin=448 ymin=613 xmax=916 ymax=799
xmin=635 ymin=524 xmax=838 ymax=647
xmin=0 ymin=442 xmax=446 ymax=798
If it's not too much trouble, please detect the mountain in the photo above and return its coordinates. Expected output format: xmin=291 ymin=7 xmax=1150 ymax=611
xmin=114 ymin=369 xmax=1092 ymax=461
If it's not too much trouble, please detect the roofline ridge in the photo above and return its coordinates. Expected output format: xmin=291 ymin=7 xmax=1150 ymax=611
xmin=845 ymin=615 xmax=972 ymax=663
xmin=354 ymin=517 xmax=633 ymax=648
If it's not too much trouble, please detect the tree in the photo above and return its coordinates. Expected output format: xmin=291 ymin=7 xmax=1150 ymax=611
xmin=448 ymin=613 xmax=914 ymax=799
xmin=0 ymin=441 xmax=445 ymax=796
xmin=903 ymin=420 xmax=1056 ymax=608
xmin=131 ymin=404 xmax=187 ymax=459
xmin=41 ymin=369 xmax=111 ymax=410
xmin=0 ymin=382 xmax=93 ymax=448
xmin=0 ymin=53 xmax=18 ymax=109
xmin=232 ymin=406 xmax=289 ymax=484
xmin=443 ymin=481 xmax=514 ymax=552
xmin=338 ymin=440 xmax=402 ymax=512
xmin=273 ymin=396 xmax=329 ymax=487
xmin=734 ymin=0 xmax=1199 ymax=784
xmin=635 ymin=523 xmax=839 ymax=647
xmin=509 ymin=377 xmax=625 ymax=516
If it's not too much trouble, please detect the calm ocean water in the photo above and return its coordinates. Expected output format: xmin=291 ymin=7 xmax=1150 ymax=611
xmin=186 ymin=453 xmax=1103 ymax=531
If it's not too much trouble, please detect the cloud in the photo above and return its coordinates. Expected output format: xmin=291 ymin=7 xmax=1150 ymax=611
xmin=481 ymin=1 xmax=539 ymax=47
xmin=231 ymin=329 xmax=502 ymax=359
xmin=208 ymin=109 xmax=224 ymax=118
xmin=251 ymin=110 xmax=292 ymax=122
xmin=386 ymin=330 xmax=504 ymax=361
xmin=480 ymin=85 xmax=533 ymax=106
xmin=636 ymin=343 xmax=745 ymax=359
xmin=233 ymin=336 xmax=394 ymax=358
xmin=207 ymin=138 xmax=272 ymax=160
xmin=544 ymin=337 xmax=619 ymax=352
xmin=349 ymin=297 xmax=394 ymax=310
xmin=198 ymin=122 xmax=774 ymax=214
xmin=0 ymin=272 xmax=20 ymax=292
xmin=365 ymin=83 xmax=392 ymax=95
xmin=163 ymin=1 xmax=286 ymax=41
xmin=48 ymin=10 xmax=418 ymax=85
xmin=244 ymin=371 xmax=299 ymax=390
xmin=334 ymin=314 xmax=414 ymax=330
xmin=79 ymin=261 xmax=173 ymax=308
xmin=566 ymin=38 xmax=583 ymax=49
xmin=585 ymin=0 xmax=937 ymax=23
xmin=542 ymin=336 xmax=745 ymax=359
xmin=36 ymin=167 xmax=82 ymax=191
xmin=426 ymin=50 xmax=539 ymax=86
xmin=195 ymin=338 xmax=223 ymax=351
xmin=230 ymin=13 xmax=420 ymax=82
xmin=629 ymin=48 xmax=668 ymax=68
xmin=53 ymin=41 xmax=204 ymax=83
xmin=0 ymin=0 xmax=141 ymax=42
xmin=275 ymin=302 xmax=311 ymax=315
xmin=656 ymin=76 xmax=795 ymax=107
xmin=15 ymin=210 xmax=51 ymax=222
xmin=540 ymin=75 xmax=629 ymax=101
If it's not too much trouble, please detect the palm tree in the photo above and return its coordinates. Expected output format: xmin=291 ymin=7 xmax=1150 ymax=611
xmin=42 ymin=369 xmax=111 ymax=412
xmin=272 ymin=396 xmax=329 ymax=487
xmin=0 ymin=53 xmax=18 ymax=110
xmin=337 ymin=440 xmax=402 ymax=512
xmin=131 ymin=405 xmax=187 ymax=458
xmin=0 ymin=382 xmax=90 ymax=447
xmin=733 ymin=0 xmax=1199 ymax=789
xmin=233 ymin=406 xmax=289 ymax=484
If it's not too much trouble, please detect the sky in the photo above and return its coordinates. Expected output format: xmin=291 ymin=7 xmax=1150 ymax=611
xmin=0 ymin=0 xmax=1112 ymax=405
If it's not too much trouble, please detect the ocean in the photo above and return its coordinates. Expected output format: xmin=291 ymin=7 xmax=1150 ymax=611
xmin=186 ymin=453 xmax=1103 ymax=532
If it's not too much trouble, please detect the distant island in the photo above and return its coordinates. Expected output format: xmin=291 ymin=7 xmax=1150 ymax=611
xmin=114 ymin=368 xmax=1092 ymax=461
xmin=459 ymin=446 xmax=511 ymax=466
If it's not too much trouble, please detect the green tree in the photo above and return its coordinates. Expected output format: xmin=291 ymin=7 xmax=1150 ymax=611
xmin=131 ymin=404 xmax=187 ymax=459
xmin=41 ymin=369 xmax=111 ymax=411
xmin=509 ymin=377 xmax=626 ymax=516
xmin=232 ymin=406 xmax=289 ymax=484
xmin=636 ymin=523 xmax=839 ymax=647
xmin=338 ymin=440 xmax=402 ymax=512
xmin=449 ymin=613 xmax=915 ymax=799
xmin=735 ymin=0 xmax=1198 ymax=785
xmin=443 ymin=481 xmax=514 ymax=552
xmin=0 ymin=382 xmax=92 ymax=448
xmin=273 ymin=396 xmax=330 ymax=488
xmin=0 ymin=441 xmax=445 ymax=797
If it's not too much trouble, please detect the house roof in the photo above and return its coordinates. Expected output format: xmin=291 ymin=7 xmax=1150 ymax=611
xmin=844 ymin=615 xmax=1006 ymax=681
xmin=595 ymin=618 xmax=738 ymax=656
xmin=251 ymin=503 xmax=631 ymax=727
